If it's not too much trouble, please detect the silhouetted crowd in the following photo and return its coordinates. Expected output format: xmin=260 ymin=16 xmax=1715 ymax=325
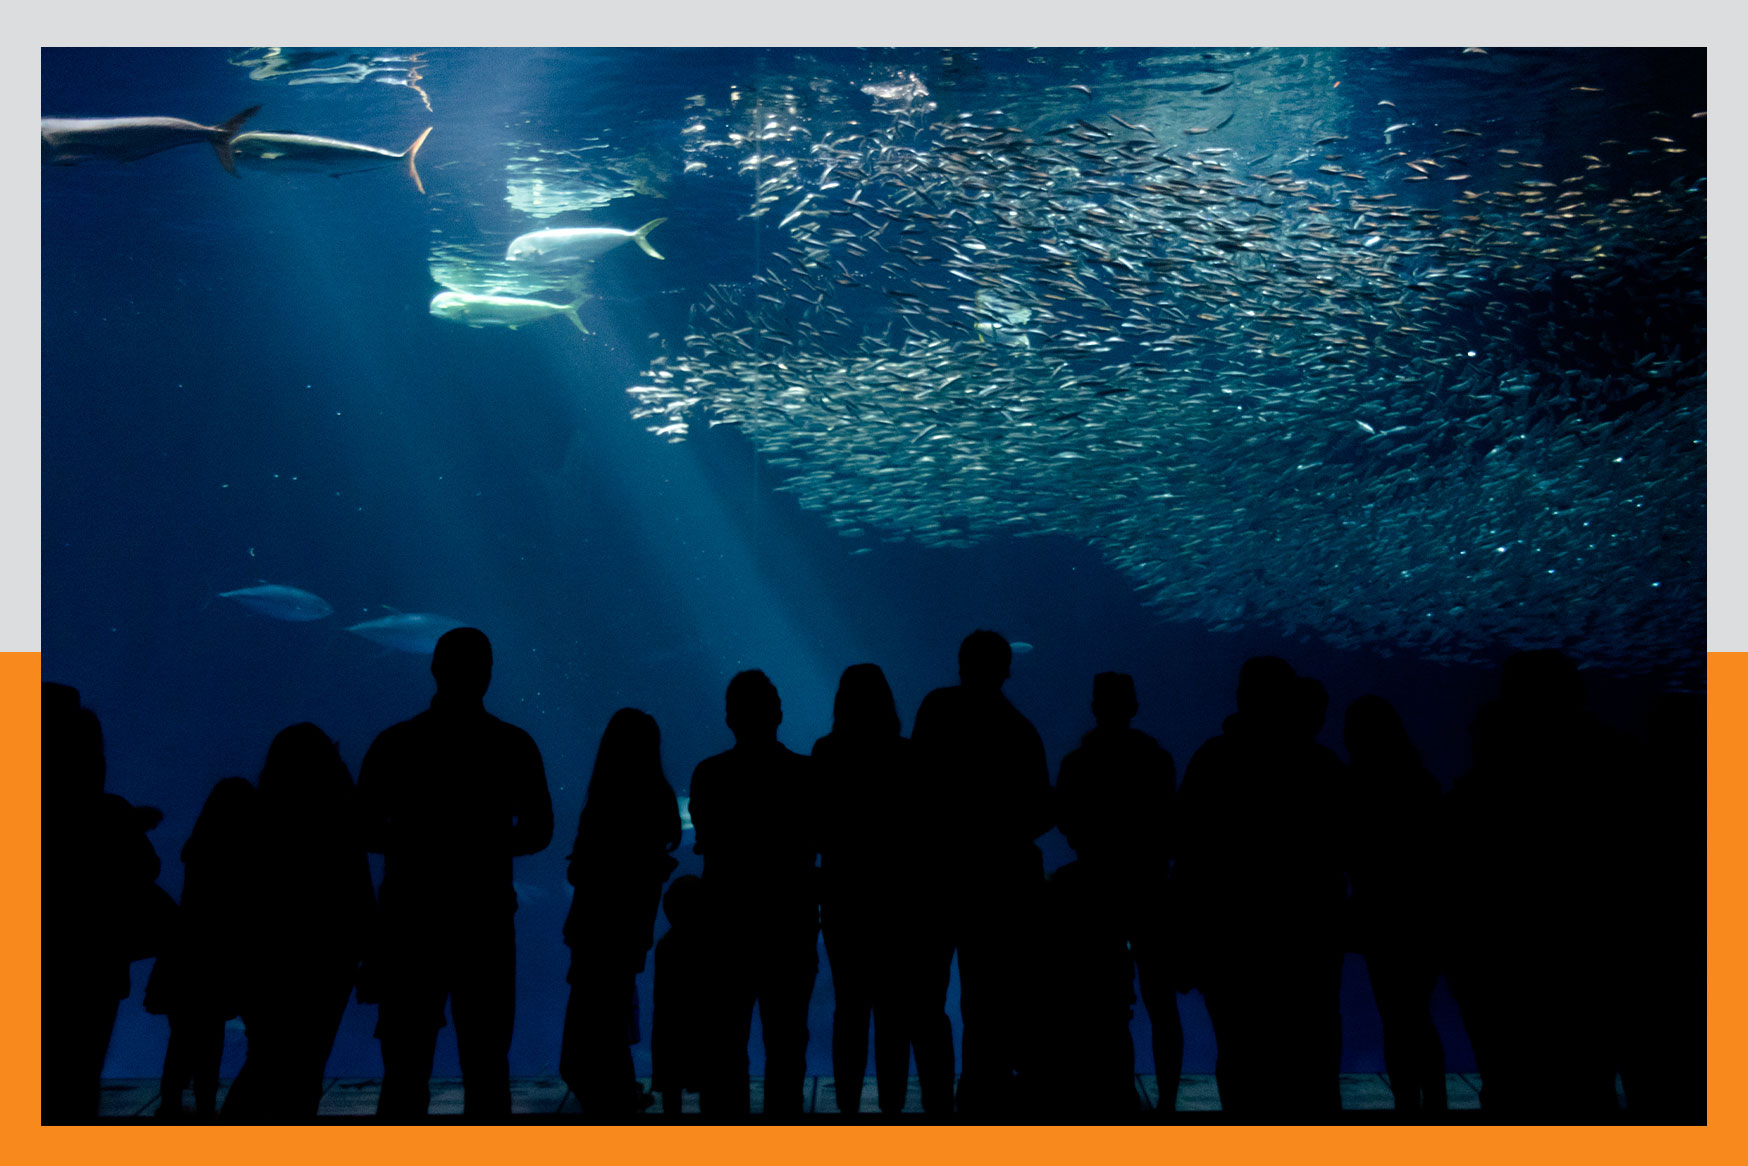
xmin=41 ymin=631 xmax=1706 ymax=1124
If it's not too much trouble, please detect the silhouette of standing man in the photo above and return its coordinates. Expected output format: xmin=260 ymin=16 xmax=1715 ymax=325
xmin=688 ymin=670 xmax=819 ymax=1117
xmin=42 ymin=682 xmax=172 ymax=1123
xmin=1054 ymin=672 xmax=1182 ymax=1112
xmin=356 ymin=628 xmax=553 ymax=1119
xmin=910 ymin=630 xmax=1052 ymax=1116
xmin=1174 ymin=656 xmax=1346 ymax=1121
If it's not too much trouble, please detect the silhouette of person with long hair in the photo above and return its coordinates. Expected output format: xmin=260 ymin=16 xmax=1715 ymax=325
xmin=910 ymin=630 xmax=1052 ymax=1117
xmin=1343 ymin=695 xmax=1447 ymax=1114
xmin=356 ymin=628 xmax=553 ymax=1119
xmin=652 ymin=875 xmax=709 ymax=1116
xmin=688 ymin=670 xmax=819 ymax=1117
xmin=144 ymin=776 xmax=260 ymax=1120
xmin=42 ymin=682 xmax=173 ymax=1123
xmin=813 ymin=662 xmax=954 ymax=1116
xmin=559 ymin=707 xmax=682 ymax=1117
xmin=1174 ymin=656 xmax=1347 ymax=1120
xmin=1054 ymin=671 xmax=1181 ymax=1113
xmin=1445 ymin=649 xmax=1631 ymax=1122
xmin=221 ymin=724 xmax=376 ymax=1121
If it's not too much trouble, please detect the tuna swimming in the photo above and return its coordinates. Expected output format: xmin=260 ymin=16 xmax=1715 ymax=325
xmin=505 ymin=218 xmax=667 ymax=264
xmin=429 ymin=290 xmax=592 ymax=334
xmin=41 ymin=106 xmax=262 ymax=175
xmin=218 ymin=584 xmax=334 ymax=622
xmin=346 ymin=612 xmax=467 ymax=654
xmin=229 ymin=126 xmax=433 ymax=193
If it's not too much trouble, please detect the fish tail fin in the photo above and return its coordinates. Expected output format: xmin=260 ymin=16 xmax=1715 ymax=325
xmin=564 ymin=299 xmax=592 ymax=335
xmin=221 ymin=105 xmax=263 ymax=135
xmin=212 ymin=104 xmax=262 ymax=178
xmin=404 ymin=126 xmax=432 ymax=195
xmin=632 ymin=217 xmax=667 ymax=260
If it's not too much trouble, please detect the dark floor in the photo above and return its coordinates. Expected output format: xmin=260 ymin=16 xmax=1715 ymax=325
xmin=102 ymin=1072 xmax=1515 ymax=1118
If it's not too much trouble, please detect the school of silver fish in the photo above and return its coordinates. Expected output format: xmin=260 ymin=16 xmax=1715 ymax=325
xmin=612 ymin=66 xmax=1705 ymax=678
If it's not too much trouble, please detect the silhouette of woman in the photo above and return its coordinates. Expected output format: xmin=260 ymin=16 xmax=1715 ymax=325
xmin=559 ymin=708 xmax=682 ymax=1116
xmin=813 ymin=663 xmax=953 ymax=1115
xmin=222 ymin=724 xmax=375 ymax=1121
xmin=145 ymin=776 xmax=260 ymax=1119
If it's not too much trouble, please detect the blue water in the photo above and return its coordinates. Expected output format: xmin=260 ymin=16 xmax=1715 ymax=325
xmin=43 ymin=47 xmax=1701 ymax=1084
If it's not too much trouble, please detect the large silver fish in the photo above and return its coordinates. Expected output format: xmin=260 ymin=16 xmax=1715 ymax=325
xmin=230 ymin=126 xmax=433 ymax=193
xmin=346 ymin=612 xmax=466 ymax=654
xmin=505 ymin=217 xmax=666 ymax=264
xmin=218 ymin=583 xmax=333 ymax=622
xmin=429 ymin=290 xmax=591 ymax=334
xmin=42 ymin=105 xmax=262 ymax=175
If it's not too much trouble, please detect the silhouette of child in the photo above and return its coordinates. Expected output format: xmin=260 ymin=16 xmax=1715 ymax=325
xmin=652 ymin=875 xmax=708 ymax=1116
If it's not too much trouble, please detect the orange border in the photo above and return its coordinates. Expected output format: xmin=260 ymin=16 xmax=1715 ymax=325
xmin=3 ymin=651 xmax=1739 ymax=1164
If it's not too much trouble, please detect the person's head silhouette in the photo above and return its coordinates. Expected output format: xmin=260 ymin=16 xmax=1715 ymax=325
xmin=258 ymin=722 xmax=353 ymax=819
xmin=596 ymin=707 xmax=662 ymax=773
xmin=725 ymin=669 xmax=781 ymax=743
xmin=432 ymin=627 xmax=493 ymax=702
xmin=1091 ymin=671 xmax=1138 ymax=729
xmin=832 ymin=663 xmax=900 ymax=738
xmin=43 ymin=682 xmax=106 ymax=799
xmin=1345 ymin=693 xmax=1418 ymax=769
xmin=1236 ymin=655 xmax=1297 ymax=733
xmin=958 ymin=629 xmax=1012 ymax=692
xmin=586 ymin=708 xmax=666 ymax=809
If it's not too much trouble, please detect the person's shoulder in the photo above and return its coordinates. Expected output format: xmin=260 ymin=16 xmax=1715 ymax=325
xmin=367 ymin=710 xmax=426 ymax=747
xmin=812 ymin=732 xmax=864 ymax=762
xmin=492 ymin=716 xmax=542 ymax=752
xmin=98 ymin=790 xmax=153 ymax=828
xmin=1002 ymin=696 xmax=1044 ymax=737
xmin=691 ymin=749 xmax=733 ymax=781
xmin=1185 ymin=731 xmax=1232 ymax=767
xmin=1126 ymin=726 xmax=1166 ymax=750
xmin=775 ymin=740 xmax=813 ymax=771
xmin=916 ymin=684 xmax=960 ymax=712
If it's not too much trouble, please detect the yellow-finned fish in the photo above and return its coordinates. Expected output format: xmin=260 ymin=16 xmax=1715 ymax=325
xmin=429 ymin=290 xmax=591 ymax=334
xmin=230 ymin=126 xmax=432 ymax=193
xmin=505 ymin=218 xmax=667 ymax=264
